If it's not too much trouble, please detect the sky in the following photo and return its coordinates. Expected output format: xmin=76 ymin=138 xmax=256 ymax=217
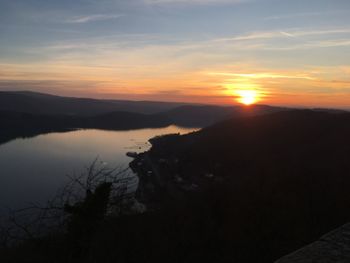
xmin=0 ymin=0 xmax=350 ymax=108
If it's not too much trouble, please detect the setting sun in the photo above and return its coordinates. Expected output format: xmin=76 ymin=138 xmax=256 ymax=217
xmin=236 ymin=90 xmax=259 ymax=105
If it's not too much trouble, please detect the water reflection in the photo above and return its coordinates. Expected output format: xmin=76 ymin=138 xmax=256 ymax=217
xmin=0 ymin=126 xmax=198 ymax=212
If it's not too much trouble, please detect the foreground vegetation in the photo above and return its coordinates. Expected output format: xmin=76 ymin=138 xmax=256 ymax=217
xmin=2 ymin=110 xmax=350 ymax=262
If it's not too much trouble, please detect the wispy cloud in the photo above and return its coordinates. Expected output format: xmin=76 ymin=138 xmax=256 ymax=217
xmin=264 ymin=10 xmax=347 ymax=21
xmin=65 ymin=14 xmax=124 ymax=24
xmin=208 ymin=72 xmax=315 ymax=80
xmin=261 ymin=39 xmax=350 ymax=51
xmin=214 ymin=28 xmax=350 ymax=42
xmin=144 ymin=0 xmax=249 ymax=5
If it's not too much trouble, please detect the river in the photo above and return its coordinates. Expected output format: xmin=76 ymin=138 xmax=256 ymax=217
xmin=0 ymin=126 xmax=198 ymax=214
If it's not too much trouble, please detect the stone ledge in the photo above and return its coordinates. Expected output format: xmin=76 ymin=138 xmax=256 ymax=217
xmin=275 ymin=223 xmax=350 ymax=263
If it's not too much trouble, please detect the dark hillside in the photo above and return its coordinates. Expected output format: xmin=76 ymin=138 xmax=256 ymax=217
xmin=0 ymin=103 xmax=286 ymax=145
xmin=0 ymin=110 xmax=171 ymax=144
xmin=2 ymin=110 xmax=350 ymax=263
xmin=146 ymin=110 xmax=350 ymax=261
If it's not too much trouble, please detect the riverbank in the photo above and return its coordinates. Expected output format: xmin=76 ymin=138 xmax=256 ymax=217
xmin=129 ymin=132 xmax=217 ymax=210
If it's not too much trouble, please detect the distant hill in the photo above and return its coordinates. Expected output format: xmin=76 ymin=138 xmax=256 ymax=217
xmin=161 ymin=104 xmax=286 ymax=127
xmin=0 ymin=110 xmax=158 ymax=143
xmin=0 ymin=91 xmax=191 ymax=116
xmin=159 ymin=105 xmax=236 ymax=127
xmin=0 ymin=110 xmax=173 ymax=144
xmin=0 ymin=103 xmax=286 ymax=140
xmin=0 ymin=92 xmax=289 ymax=145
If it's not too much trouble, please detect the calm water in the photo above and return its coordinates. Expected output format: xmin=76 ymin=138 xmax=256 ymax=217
xmin=0 ymin=126 xmax=197 ymax=212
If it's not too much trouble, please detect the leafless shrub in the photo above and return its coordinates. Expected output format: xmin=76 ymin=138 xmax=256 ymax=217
xmin=0 ymin=157 xmax=139 ymax=247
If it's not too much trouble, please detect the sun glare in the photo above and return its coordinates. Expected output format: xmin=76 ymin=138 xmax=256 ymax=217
xmin=237 ymin=90 xmax=258 ymax=105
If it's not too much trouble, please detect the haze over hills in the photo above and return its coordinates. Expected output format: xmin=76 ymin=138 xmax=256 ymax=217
xmin=1 ymin=90 xmax=347 ymax=146
xmin=0 ymin=91 xmax=289 ymax=144
xmin=0 ymin=91 xmax=192 ymax=116
xmin=158 ymin=104 xmax=285 ymax=127
xmin=0 ymin=105 xmax=252 ymax=144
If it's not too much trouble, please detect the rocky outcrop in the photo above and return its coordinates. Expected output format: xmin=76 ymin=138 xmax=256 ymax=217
xmin=276 ymin=223 xmax=350 ymax=263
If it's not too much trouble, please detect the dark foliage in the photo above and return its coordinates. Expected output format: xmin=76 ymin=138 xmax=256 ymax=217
xmin=2 ymin=110 xmax=350 ymax=262
xmin=147 ymin=109 xmax=350 ymax=261
xmin=64 ymin=182 xmax=112 ymax=260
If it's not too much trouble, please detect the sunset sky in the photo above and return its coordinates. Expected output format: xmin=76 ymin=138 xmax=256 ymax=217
xmin=1 ymin=0 xmax=350 ymax=108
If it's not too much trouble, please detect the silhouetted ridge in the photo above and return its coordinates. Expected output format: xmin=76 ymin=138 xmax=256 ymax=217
xmin=162 ymin=104 xmax=286 ymax=127
xmin=0 ymin=91 xmax=191 ymax=116
xmin=88 ymin=111 xmax=171 ymax=129
xmin=161 ymin=105 xmax=237 ymax=127
xmin=144 ymin=110 xmax=350 ymax=261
